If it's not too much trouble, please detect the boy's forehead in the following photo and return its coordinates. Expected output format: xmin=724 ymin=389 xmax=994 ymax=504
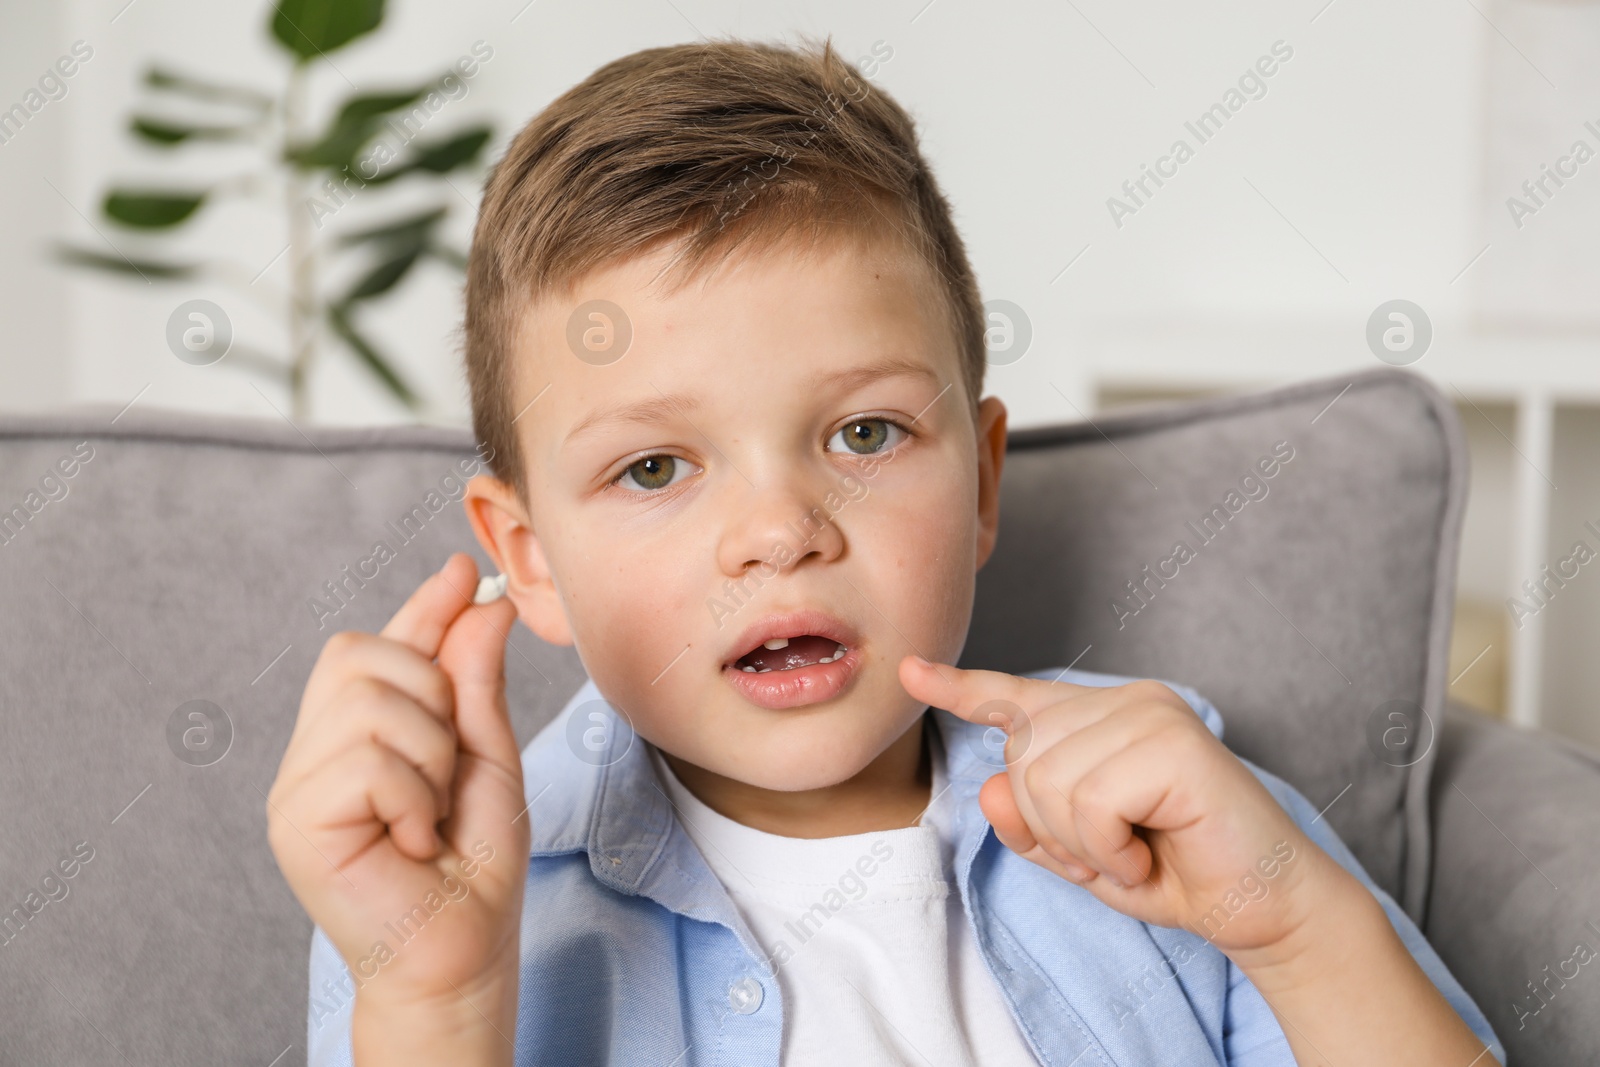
xmin=525 ymin=227 xmax=935 ymax=338
xmin=509 ymin=232 xmax=960 ymax=447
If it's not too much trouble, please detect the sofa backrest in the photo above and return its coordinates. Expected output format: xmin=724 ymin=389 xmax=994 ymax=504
xmin=0 ymin=366 xmax=1462 ymax=1064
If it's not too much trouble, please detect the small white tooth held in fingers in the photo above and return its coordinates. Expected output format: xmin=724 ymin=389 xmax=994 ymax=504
xmin=763 ymin=637 xmax=789 ymax=650
xmin=472 ymin=572 xmax=508 ymax=604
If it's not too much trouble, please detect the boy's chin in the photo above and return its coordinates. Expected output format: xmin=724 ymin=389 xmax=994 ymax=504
xmin=700 ymin=717 xmax=916 ymax=793
xmin=737 ymin=757 xmax=877 ymax=794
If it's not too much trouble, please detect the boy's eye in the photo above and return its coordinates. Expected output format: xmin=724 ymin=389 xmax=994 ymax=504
xmin=615 ymin=455 xmax=694 ymax=492
xmin=827 ymin=418 xmax=907 ymax=456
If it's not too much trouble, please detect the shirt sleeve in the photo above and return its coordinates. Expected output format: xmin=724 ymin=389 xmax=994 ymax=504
xmin=306 ymin=924 xmax=357 ymax=1067
xmin=1219 ymin=753 xmax=1506 ymax=1066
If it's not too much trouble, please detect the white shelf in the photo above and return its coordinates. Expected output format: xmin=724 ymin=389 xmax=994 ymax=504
xmin=1069 ymin=318 xmax=1600 ymax=404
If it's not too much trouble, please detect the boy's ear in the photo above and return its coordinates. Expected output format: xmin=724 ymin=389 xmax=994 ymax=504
xmin=461 ymin=474 xmax=574 ymax=647
xmin=974 ymin=395 xmax=1007 ymax=571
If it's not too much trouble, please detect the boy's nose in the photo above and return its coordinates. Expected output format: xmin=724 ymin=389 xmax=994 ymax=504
xmin=714 ymin=478 xmax=846 ymax=579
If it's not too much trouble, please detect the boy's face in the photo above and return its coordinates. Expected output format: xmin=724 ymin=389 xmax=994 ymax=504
xmin=466 ymin=231 xmax=1006 ymax=792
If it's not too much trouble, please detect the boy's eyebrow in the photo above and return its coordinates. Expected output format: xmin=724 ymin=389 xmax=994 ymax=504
xmin=564 ymin=393 xmax=700 ymax=446
xmin=562 ymin=357 xmax=940 ymax=447
xmin=820 ymin=356 xmax=941 ymax=397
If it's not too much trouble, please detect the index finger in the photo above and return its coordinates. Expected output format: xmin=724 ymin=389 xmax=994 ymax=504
xmin=379 ymin=552 xmax=481 ymax=659
xmin=898 ymin=655 xmax=1091 ymax=730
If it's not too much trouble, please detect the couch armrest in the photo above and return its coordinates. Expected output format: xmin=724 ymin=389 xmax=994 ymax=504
xmin=1426 ymin=702 xmax=1600 ymax=1066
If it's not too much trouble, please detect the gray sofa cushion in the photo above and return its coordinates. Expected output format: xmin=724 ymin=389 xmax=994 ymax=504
xmin=0 ymin=367 xmax=1463 ymax=1064
xmin=1428 ymin=702 xmax=1600 ymax=1064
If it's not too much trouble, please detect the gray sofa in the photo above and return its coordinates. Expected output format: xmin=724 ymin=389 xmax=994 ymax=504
xmin=1 ymin=367 xmax=1594 ymax=1064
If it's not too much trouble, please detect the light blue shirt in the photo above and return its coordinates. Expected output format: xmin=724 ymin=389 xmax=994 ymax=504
xmin=307 ymin=666 xmax=1504 ymax=1066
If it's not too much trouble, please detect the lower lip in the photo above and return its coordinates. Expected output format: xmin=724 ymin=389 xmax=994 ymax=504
xmin=722 ymin=648 xmax=862 ymax=710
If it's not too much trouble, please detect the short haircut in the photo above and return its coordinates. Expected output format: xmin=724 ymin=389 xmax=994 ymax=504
xmin=464 ymin=34 xmax=985 ymax=504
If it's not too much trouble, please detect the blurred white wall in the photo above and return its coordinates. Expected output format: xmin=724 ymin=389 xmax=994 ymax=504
xmin=0 ymin=0 xmax=1519 ymax=424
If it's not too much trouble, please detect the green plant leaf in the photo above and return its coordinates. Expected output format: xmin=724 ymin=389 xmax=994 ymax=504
xmin=269 ymin=0 xmax=387 ymax=61
xmin=425 ymin=243 xmax=467 ymax=271
xmin=333 ymin=88 xmax=429 ymax=126
xmin=287 ymin=86 xmax=428 ymax=169
xmin=408 ymin=126 xmax=492 ymax=172
xmin=344 ymin=245 xmax=422 ymax=301
xmin=131 ymin=116 xmax=252 ymax=145
xmin=104 ymin=191 xmax=207 ymax=228
xmin=327 ymin=303 xmax=419 ymax=407
xmin=367 ymin=126 xmax=492 ymax=185
xmin=145 ymin=66 xmax=272 ymax=109
xmin=52 ymin=243 xmax=199 ymax=279
xmin=337 ymin=207 xmax=447 ymax=250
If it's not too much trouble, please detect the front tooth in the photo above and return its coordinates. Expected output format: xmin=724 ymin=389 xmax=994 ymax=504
xmin=742 ymin=665 xmax=757 ymax=673
xmin=758 ymin=667 xmax=773 ymax=673
xmin=817 ymin=655 xmax=835 ymax=663
xmin=763 ymin=638 xmax=789 ymax=650
xmin=834 ymin=644 xmax=848 ymax=655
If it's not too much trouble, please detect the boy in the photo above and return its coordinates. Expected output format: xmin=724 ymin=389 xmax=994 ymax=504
xmin=268 ymin=35 xmax=1503 ymax=1066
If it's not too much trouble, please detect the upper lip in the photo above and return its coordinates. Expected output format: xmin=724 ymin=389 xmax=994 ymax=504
xmin=721 ymin=609 xmax=861 ymax=668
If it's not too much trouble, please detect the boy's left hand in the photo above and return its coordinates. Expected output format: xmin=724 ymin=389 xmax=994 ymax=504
xmin=899 ymin=656 xmax=1350 ymax=956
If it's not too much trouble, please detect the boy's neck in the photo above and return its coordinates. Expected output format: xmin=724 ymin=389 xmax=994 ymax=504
xmin=659 ymin=713 xmax=933 ymax=839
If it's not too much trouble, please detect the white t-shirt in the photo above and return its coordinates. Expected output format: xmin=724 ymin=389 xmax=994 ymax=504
xmin=647 ymin=719 xmax=1041 ymax=1066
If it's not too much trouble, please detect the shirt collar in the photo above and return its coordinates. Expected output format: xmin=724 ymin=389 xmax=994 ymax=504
xmin=519 ymin=679 xmax=994 ymax=870
xmin=518 ymin=669 xmax=1224 ymax=894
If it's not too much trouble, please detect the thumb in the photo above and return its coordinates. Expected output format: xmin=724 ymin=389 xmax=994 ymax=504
xmin=437 ymin=593 xmax=521 ymax=773
xmin=979 ymin=772 xmax=1039 ymax=856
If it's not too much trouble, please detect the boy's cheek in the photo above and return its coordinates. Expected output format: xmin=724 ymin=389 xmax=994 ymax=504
xmin=563 ymin=548 xmax=709 ymax=689
xmin=855 ymin=487 xmax=977 ymax=655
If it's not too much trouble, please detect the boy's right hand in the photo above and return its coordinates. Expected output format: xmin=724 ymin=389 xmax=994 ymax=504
xmin=267 ymin=552 xmax=531 ymax=1017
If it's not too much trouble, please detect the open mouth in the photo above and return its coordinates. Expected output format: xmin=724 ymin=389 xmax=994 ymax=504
xmin=721 ymin=611 xmax=863 ymax=710
xmin=734 ymin=634 xmax=851 ymax=673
